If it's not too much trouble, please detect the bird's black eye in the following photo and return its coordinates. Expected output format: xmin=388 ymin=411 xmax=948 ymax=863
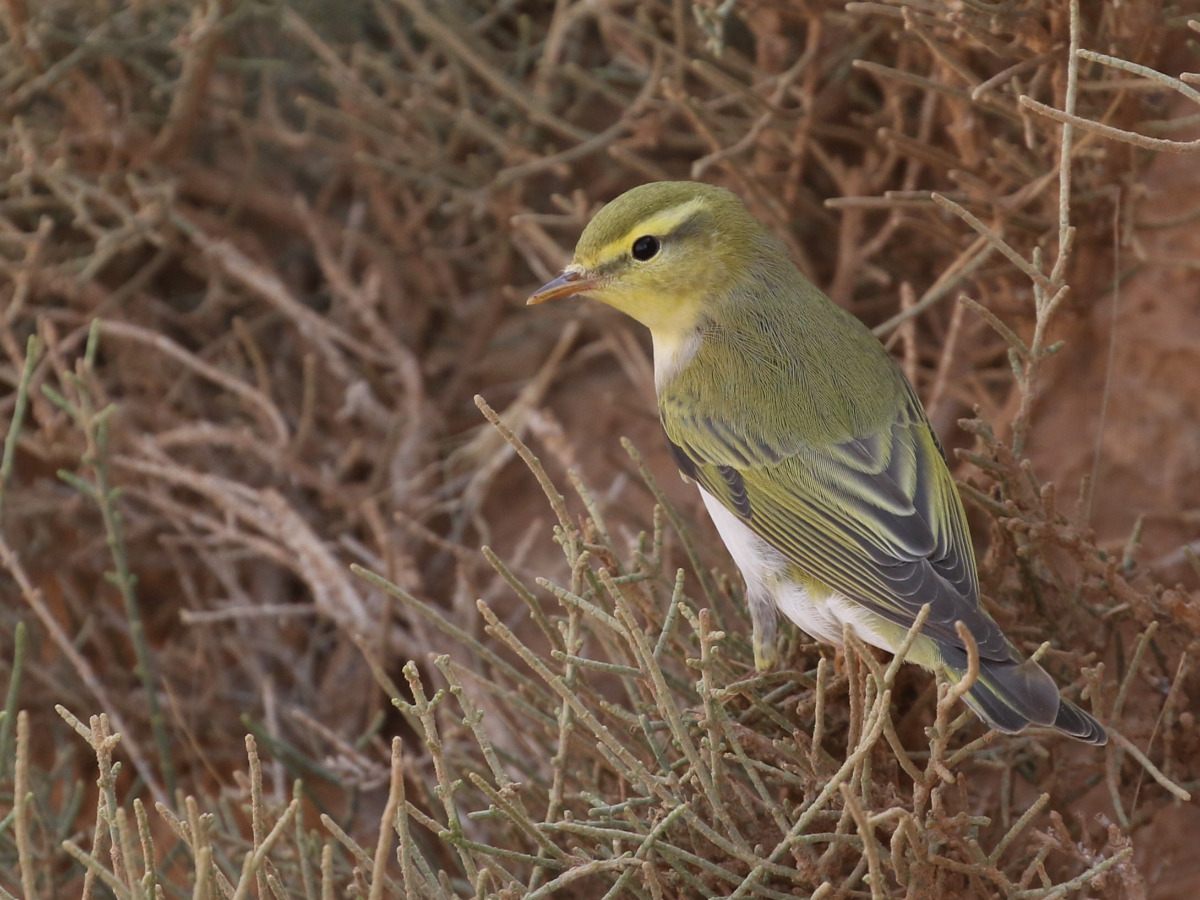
xmin=631 ymin=235 xmax=660 ymax=261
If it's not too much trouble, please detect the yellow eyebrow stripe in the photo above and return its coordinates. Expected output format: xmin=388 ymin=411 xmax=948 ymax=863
xmin=584 ymin=197 xmax=708 ymax=266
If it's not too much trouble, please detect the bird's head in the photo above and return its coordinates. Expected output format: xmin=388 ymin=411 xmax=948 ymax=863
xmin=528 ymin=182 xmax=774 ymax=336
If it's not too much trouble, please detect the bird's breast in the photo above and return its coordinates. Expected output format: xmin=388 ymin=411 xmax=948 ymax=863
xmin=652 ymin=327 xmax=703 ymax=392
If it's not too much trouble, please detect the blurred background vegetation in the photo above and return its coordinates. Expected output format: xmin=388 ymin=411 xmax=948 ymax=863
xmin=2 ymin=0 xmax=1199 ymax=897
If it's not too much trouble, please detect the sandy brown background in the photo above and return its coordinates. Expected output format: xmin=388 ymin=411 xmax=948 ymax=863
xmin=2 ymin=1 xmax=1198 ymax=897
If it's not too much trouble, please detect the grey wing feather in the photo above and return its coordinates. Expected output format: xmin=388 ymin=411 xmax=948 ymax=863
xmin=665 ymin=387 xmax=1013 ymax=662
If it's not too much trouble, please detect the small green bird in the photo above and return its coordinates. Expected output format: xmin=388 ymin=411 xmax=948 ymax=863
xmin=529 ymin=181 xmax=1105 ymax=744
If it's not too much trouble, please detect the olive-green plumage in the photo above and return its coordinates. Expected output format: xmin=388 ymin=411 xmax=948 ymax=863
xmin=529 ymin=181 xmax=1105 ymax=744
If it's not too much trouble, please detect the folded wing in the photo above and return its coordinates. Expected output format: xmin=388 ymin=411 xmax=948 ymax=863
xmin=663 ymin=384 xmax=1013 ymax=663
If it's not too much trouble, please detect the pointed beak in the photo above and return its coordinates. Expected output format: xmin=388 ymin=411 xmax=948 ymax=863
xmin=527 ymin=267 xmax=603 ymax=305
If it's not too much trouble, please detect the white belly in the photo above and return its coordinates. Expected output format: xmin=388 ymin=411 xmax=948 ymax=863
xmin=698 ymin=487 xmax=895 ymax=654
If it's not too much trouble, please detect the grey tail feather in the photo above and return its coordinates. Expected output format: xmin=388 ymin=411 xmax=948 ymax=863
xmin=1053 ymin=699 xmax=1107 ymax=745
xmin=943 ymin=650 xmax=1106 ymax=745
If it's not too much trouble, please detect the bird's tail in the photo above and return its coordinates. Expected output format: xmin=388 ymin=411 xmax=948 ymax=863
xmin=942 ymin=651 xmax=1107 ymax=745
